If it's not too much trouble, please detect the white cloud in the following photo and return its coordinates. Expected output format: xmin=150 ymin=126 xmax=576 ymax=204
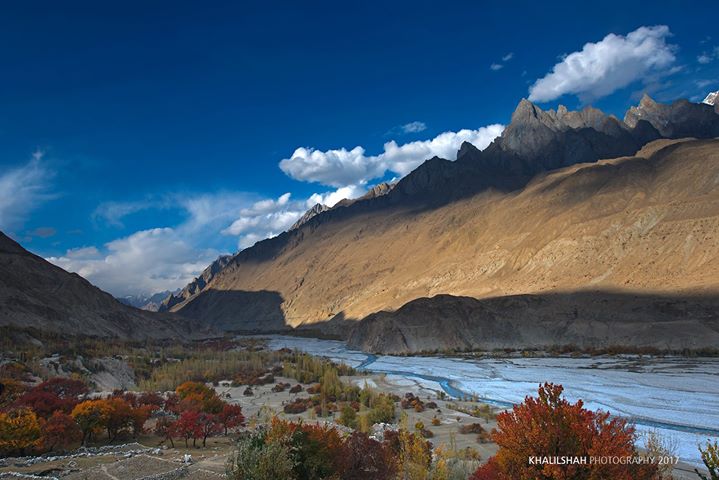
xmin=308 ymin=185 xmax=366 ymax=207
xmin=399 ymin=121 xmax=427 ymax=134
xmin=279 ymin=124 xmax=504 ymax=188
xmin=0 ymin=151 xmax=54 ymax=232
xmin=502 ymin=52 xmax=514 ymax=62
xmin=490 ymin=63 xmax=503 ymax=71
xmin=222 ymin=194 xmax=305 ymax=237
xmin=698 ymin=54 xmax=712 ymax=64
xmin=528 ymin=25 xmax=677 ymax=103
xmin=48 ymin=227 xmax=220 ymax=297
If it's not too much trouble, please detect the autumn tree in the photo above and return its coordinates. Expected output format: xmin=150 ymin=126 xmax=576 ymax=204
xmin=339 ymin=431 xmax=396 ymax=480
xmin=40 ymin=411 xmax=82 ymax=452
xmin=218 ymin=403 xmax=244 ymax=435
xmin=696 ymin=440 xmax=719 ymax=480
xmin=35 ymin=377 xmax=88 ymax=399
xmin=129 ymin=405 xmax=153 ymax=438
xmin=14 ymin=390 xmax=68 ymax=418
xmin=478 ymin=383 xmax=658 ymax=480
xmin=198 ymin=412 xmax=223 ymax=447
xmin=173 ymin=410 xmax=203 ymax=447
xmin=155 ymin=416 xmax=176 ymax=448
xmin=104 ymin=397 xmax=134 ymax=440
xmin=0 ymin=408 xmax=42 ymax=455
xmin=71 ymin=399 xmax=111 ymax=445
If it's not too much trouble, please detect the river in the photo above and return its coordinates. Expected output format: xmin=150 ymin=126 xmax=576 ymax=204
xmin=249 ymin=334 xmax=719 ymax=467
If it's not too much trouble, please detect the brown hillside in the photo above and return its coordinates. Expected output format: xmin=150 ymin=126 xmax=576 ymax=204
xmin=172 ymin=137 xmax=719 ymax=338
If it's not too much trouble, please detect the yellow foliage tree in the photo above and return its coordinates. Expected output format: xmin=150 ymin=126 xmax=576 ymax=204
xmin=71 ymin=399 xmax=111 ymax=445
xmin=0 ymin=408 xmax=42 ymax=455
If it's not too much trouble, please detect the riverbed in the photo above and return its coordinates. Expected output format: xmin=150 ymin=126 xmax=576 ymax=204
xmin=253 ymin=334 xmax=719 ymax=467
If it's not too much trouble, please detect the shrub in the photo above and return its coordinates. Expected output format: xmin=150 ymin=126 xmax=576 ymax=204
xmin=284 ymin=399 xmax=309 ymax=414
xmin=459 ymin=423 xmax=485 ymax=435
xmin=367 ymin=394 xmax=395 ymax=425
xmin=289 ymin=384 xmax=303 ymax=394
xmin=339 ymin=403 xmax=358 ymax=429
xmin=227 ymin=429 xmax=296 ymax=480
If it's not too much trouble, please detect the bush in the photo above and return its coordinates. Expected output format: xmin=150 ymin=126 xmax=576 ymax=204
xmin=339 ymin=403 xmax=357 ymax=429
xmin=284 ymin=399 xmax=309 ymax=414
xmin=459 ymin=423 xmax=485 ymax=435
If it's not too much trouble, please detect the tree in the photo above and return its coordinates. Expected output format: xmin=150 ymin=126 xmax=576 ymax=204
xmin=338 ymin=403 xmax=357 ymax=429
xmin=173 ymin=410 xmax=203 ymax=447
xmin=339 ymin=431 xmax=396 ymax=480
xmin=483 ymin=383 xmax=657 ymax=480
xmin=154 ymin=416 xmax=176 ymax=448
xmin=40 ymin=411 xmax=82 ymax=452
xmin=696 ymin=440 xmax=719 ymax=480
xmin=105 ymin=397 xmax=134 ymax=441
xmin=71 ymin=399 xmax=111 ymax=445
xmin=469 ymin=457 xmax=502 ymax=480
xmin=14 ymin=390 xmax=69 ymax=418
xmin=198 ymin=412 xmax=223 ymax=447
xmin=227 ymin=430 xmax=296 ymax=480
xmin=129 ymin=405 xmax=153 ymax=438
xmin=218 ymin=403 xmax=244 ymax=435
xmin=35 ymin=377 xmax=88 ymax=399
xmin=176 ymin=381 xmax=214 ymax=400
xmin=0 ymin=408 xmax=42 ymax=455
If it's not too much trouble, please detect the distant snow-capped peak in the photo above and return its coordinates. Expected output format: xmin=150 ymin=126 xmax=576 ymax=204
xmin=703 ymin=90 xmax=718 ymax=106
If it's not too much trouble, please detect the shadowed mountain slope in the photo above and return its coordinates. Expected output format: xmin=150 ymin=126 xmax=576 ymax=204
xmin=0 ymin=232 xmax=191 ymax=339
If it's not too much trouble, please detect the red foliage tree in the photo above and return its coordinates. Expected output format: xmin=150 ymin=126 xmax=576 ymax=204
xmin=40 ymin=411 xmax=82 ymax=452
xmin=34 ymin=378 xmax=88 ymax=399
xmin=172 ymin=410 xmax=202 ymax=447
xmin=339 ymin=431 xmax=397 ymax=480
xmin=480 ymin=383 xmax=658 ymax=480
xmin=14 ymin=390 xmax=70 ymax=418
xmin=469 ymin=457 xmax=502 ymax=480
xmin=198 ymin=412 xmax=222 ymax=447
xmin=217 ymin=403 xmax=244 ymax=435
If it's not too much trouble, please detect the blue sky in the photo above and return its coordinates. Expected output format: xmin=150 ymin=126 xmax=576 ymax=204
xmin=1 ymin=0 xmax=718 ymax=297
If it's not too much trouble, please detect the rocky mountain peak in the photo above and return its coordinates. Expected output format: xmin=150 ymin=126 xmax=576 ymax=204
xmin=625 ymin=94 xmax=719 ymax=137
xmin=290 ymin=203 xmax=330 ymax=230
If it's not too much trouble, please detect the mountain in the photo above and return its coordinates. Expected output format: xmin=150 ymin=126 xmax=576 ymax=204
xmin=703 ymin=90 xmax=718 ymax=107
xmin=164 ymin=96 xmax=719 ymax=351
xmin=0 ymin=232 xmax=190 ymax=340
xmin=117 ymin=290 xmax=178 ymax=311
xmin=625 ymin=94 xmax=719 ymax=138
xmin=290 ymin=203 xmax=330 ymax=230
xmin=159 ymin=255 xmax=233 ymax=312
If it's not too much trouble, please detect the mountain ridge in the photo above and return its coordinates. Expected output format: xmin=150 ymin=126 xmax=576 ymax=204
xmin=158 ymin=96 xmax=719 ymax=351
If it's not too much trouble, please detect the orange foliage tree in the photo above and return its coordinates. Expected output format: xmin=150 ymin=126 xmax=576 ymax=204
xmin=473 ymin=383 xmax=658 ymax=480
xmin=40 ymin=411 xmax=82 ymax=452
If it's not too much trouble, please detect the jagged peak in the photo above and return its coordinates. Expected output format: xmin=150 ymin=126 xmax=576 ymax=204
xmin=510 ymin=98 xmax=542 ymax=122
